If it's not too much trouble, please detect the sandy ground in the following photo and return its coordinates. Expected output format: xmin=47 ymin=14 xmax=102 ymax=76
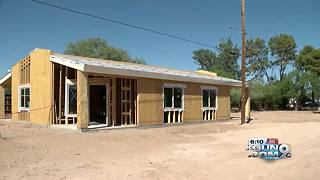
xmin=0 ymin=111 xmax=319 ymax=180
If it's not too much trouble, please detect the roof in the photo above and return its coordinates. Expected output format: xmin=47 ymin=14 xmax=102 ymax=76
xmin=50 ymin=53 xmax=241 ymax=87
xmin=0 ymin=72 xmax=11 ymax=85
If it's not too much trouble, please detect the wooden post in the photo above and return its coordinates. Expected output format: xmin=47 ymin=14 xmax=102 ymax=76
xmin=65 ymin=66 xmax=68 ymax=125
xmin=112 ymin=78 xmax=116 ymax=126
xmin=173 ymin=111 xmax=176 ymax=123
xmin=181 ymin=112 xmax=183 ymax=122
xmin=0 ymin=86 xmax=4 ymax=119
xmin=245 ymin=87 xmax=251 ymax=121
xmin=58 ymin=64 xmax=62 ymax=124
xmin=240 ymin=0 xmax=247 ymax=125
xmin=51 ymin=63 xmax=55 ymax=124
xmin=77 ymin=70 xmax=89 ymax=129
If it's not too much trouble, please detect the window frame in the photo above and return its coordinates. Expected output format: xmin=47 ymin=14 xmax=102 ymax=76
xmin=64 ymin=79 xmax=77 ymax=117
xmin=201 ymin=86 xmax=218 ymax=111
xmin=18 ymin=84 xmax=31 ymax=112
xmin=163 ymin=83 xmax=186 ymax=111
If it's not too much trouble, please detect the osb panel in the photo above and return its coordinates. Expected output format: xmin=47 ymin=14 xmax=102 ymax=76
xmin=216 ymin=85 xmax=230 ymax=120
xmin=137 ymin=78 xmax=163 ymax=125
xmin=184 ymin=84 xmax=231 ymax=121
xmin=183 ymin=82 xmax=202 ymax=121
xmin=11 ymin=63 xmax=20 ymax=121
xmin=137 ymin=78 xmax=231 ymax=125
xmin=77 ymin=71 xmax=89 ymax=129
xmin=29 ymin=49 xmax=52 ymax=124
xmin=0 ymin=86 xmax=4 ymax=118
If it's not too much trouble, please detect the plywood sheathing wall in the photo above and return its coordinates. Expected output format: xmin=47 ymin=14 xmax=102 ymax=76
xmin=179 ymin=83 xmax=230 ymax=121
xmin=77 ymin=70 xmax=89 ymax=129
xmin=29 ymin=49 xmax=53 ymax=124
xmin=137 ymin=77 xmax=231 ymax=125
xmin=0 ymin=86 xmax=4 ymax=118
xmin=137 ymin=78 xmax=163 ymax=125
xmin=11 ymin=62 xmax=20 ymax=121
xmin=11 ymin=49 xmax=53 ymax=124
xmin=215 ymin=85 xmax=231 ymax=120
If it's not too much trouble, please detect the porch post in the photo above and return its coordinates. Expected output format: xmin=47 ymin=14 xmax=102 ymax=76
xmin=77 ymin=70 xmax=89 ymax=129
xmin=245 ymin=87 xmax=251 ymax=120
xmin=0 ymin=86 xmax=4 ymax=119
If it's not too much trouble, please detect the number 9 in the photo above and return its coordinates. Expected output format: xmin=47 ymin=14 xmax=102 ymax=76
xmin=279 ymin=144 xmax=290 ymax=158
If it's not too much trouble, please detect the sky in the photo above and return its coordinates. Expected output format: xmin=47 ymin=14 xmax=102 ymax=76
xmin=0 ymin=0 xmax=319 ymax=77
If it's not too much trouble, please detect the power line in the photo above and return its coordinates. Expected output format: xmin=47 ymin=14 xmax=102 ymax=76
xmin=31 ymin=0 xmax=215 ymax=48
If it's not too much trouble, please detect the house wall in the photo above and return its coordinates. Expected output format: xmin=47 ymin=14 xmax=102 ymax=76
xmin=11 ymin=62 xmax=20 ymax=121
xmin=11 ymin=49 xmax=53 ymax=124
xmin=137 ymin=78 xmax=163 ymax=125
xmin=8 ymin=48 xmax=232 ymax=127
xmin=0 ymin=86 xmax=4 ymax=118
xmin=137 ymin=77 xmax=231 ymax=125
xmin=77 ymin=70 xmax=89 ymax=129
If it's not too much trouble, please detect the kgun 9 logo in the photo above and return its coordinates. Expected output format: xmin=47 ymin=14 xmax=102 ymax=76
xmin=246 ymin=138 xmax=291 ymax=160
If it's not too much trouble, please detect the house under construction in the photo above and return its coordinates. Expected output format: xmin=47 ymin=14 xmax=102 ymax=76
xmin=0 ymin=48 xmax=246 ymax=130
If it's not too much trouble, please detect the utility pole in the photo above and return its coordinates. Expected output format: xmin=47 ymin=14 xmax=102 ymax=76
xmin=240 ymin=0 xmax=246 ymax=124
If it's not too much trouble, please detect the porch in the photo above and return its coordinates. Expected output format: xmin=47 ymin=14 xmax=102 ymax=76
xmin=52 ymin=64 xmax=138 ymax=129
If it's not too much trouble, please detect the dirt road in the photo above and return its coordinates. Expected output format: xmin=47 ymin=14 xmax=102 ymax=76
xmin=0 ymin=111 xmax=319 ymax=180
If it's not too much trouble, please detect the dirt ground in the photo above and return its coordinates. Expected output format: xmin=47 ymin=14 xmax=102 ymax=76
xmin=0 ymin=111 xmax=319 ymax=180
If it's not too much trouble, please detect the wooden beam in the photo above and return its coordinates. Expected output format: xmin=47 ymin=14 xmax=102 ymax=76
xmin=58 ymin=64 xmax=62 ymax=124
xmin=65 ymin=66 xmax=68 ymax=125
xmin=173 ymin=111 xmax=176 ymax=123
xmin=112 ymin=78 xmax=116 ymax=126
xmin=77 ymin=70 xmax=89 ymax=129
xmin=51 ymin=63 xmax=55 ymax=124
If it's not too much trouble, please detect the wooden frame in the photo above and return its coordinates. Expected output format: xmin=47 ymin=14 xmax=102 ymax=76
xmin=64 ymin=79 xmax=77 ymax=117
xmin=18 ymin=84 xmax=31 ymax=112
xmin=201 ymin=86 xmax=218 ymax=111
xmin=88 ymin=76 xmax=111 ymax=127
xmin=201 ymin=86 xmax=218 ymax=120
xmin=162 ymin=83 xmax=185 ymax=123
xmin=162 ymin=84 xmax=185 ymax=111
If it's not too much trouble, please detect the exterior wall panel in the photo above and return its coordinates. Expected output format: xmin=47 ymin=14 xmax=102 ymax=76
xmin=11 ymin=63 xmax=20 ymax=121
xmin=137 ymin=77 xmax=231 ymax=125
xmin=11 ymin=49 xmax=52 ymax=124
xmin=77 ymin=71 xmax=89 ymax=129
xmin=216 ymin=85 xmax=230 ymax=120
xmin=0 ymin=86 xmax=4 ymax=118
xmin=29 ymin=49 xmax=52 ymax=124
xmin=137 ymin=78 xmax=164 ymax=125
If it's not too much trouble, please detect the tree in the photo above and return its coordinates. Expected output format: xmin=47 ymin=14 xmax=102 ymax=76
xmin=296 ymin=45 xmax=320 ymax=103
xmin=296 ymin=45 xmax=320 ymax=76
xmin=268 ymin=34 xmax=297 ymax=81
xmin=64 ymin=37 xmax=145 ymax=64
xmin=246 ymin=38 xmax=271 ymax=82
xmin=249 ymin=80 xmax=283 ymax=110
xmin=192 ymin=49 xmax=219 ymax=71
xmin=193 ymin=38 xmax=240 ymax=79
xmin=279 ymin=70 xmax=320 ymax=110
xmin=217 ymin=38 xmax=241 ymax=79
xmin=230 ymin=88 xmax=241 ymax=108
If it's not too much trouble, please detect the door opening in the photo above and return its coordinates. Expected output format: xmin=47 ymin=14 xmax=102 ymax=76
xmin=90 ymin=85 xmax=107 ymax=125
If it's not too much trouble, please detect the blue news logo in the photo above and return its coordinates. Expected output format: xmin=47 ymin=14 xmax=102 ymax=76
xmin=246 ymin=138 xmax=291 ymax=160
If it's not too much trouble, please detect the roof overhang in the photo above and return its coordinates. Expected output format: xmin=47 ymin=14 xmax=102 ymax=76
xmin=0 ymin=72 xmax=11 ymax=85
xmin=83 ymin=64 xmax=241 ymax=87
xmin=50 ymin=55 xmax=242 ymax=87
